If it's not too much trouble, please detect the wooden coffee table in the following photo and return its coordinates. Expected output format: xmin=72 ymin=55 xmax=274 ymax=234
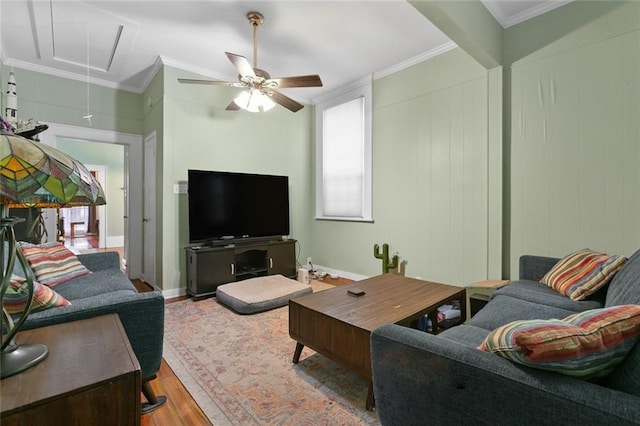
xmin=288 ymin=274 xmax=466 ymax=410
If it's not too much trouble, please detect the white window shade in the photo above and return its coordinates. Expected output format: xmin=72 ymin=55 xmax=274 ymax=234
xmin=322 ymin=98 xmax=364 ymax=217
xmin=315 ymin=78 xmax=372 ymax=222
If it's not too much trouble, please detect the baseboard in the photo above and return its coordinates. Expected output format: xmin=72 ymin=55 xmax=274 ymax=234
xmin=313 ymin=264 xmax=369 ymax=282
xmin=163 ymin=287 xmax=186 ymax=299
xmin=106 ymin=235 xmax=124 ymax=247
xmin=161 ymin=266 xmax=366 ymax=299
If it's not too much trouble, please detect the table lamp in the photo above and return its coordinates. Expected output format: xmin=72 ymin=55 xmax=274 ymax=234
xmin=1 ymin=129 xmax=106 ymax=378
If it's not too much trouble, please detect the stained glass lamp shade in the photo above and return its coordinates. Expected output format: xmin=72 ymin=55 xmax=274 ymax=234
xmin=1 ymin=130 xmax=106 ymax=378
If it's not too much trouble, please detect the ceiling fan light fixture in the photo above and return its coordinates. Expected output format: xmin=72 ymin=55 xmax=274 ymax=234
xmin=234 ymin=89 xmax=275 ymax=113
xmin=179 ymin=10 xmax=321 ymax=113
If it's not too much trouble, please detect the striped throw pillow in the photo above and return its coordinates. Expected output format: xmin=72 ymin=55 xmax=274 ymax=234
xmin=479 ymin=305 xmax=640 ymax=379
xmin=4 ymin=275 xmax=71 ymax=314
xmin=541 ymin=249 xmax=627 ymax=301
xmin=20 ymin=242 xmax=91 ymax=286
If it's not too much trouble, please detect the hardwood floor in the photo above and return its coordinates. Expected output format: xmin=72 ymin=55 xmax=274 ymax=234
xmin=130 ymin=279 xmax=210 ymax=425
xmin=140 ymin=360 xmax=211 ymax=426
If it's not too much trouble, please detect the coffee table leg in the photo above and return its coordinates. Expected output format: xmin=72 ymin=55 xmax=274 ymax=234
xmin=366 ymin=381 xmax=375 ymax=411
xmin=292 ymin=342 xmax=304 ymax=364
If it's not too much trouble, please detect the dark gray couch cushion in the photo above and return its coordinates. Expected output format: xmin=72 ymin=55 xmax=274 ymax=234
xmin=468 ymin=294 xmax=583 ymax=331
xmin=604 ymin=342 xmax=640 ymax=397
xmin=439 ymin=324 xmax=489 ymax=348
xmin=53 ymin=269 xmax=136 ymax=300
xmin=519 ymin=255 xmax=560 ymax=281
xmin=600 ymin=249 xmax=640 ymax=396
xmin=606 ymin=249 xmax=640 ymax=307
xmin=495 ymin=280 xmax=603 ymax=312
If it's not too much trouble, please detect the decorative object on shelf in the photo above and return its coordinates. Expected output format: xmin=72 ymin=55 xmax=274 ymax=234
xmin=3 ymin=71 xmax=49 ymax=140
xmin=4 ymin=71 xmax=18 ymax=126
xmin=0 ymin=130 xmax=106 ymax=378
xmin=178 ymin=11 xmax=322 ymax=113
xmin=374 ymin=243 xmax=399 ymax=274
xmin=14 ymin=119 xmax=49 ymax=141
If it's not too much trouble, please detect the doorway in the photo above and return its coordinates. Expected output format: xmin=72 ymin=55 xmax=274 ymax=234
xmin=59 ymin=165 xmax=107 ymax=252
xmin=38 ymin=123 xmax=143 ymax=279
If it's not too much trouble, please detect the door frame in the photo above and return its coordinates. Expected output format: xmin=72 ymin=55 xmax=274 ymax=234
xmin=38 ymin=123 xmax=143 ymax=279
xmin=142 ymin=131 xmax=157 ymax=287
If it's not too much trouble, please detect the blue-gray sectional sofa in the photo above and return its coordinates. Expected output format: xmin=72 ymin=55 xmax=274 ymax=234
xmin=18 ymin=251 xmax=166 ymax=413
xmin=371 ymin=249 xmax=640 ymax=425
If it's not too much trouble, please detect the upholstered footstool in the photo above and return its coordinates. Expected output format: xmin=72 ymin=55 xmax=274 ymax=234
xmin=216 ymin=274 xmax=312 ymax=314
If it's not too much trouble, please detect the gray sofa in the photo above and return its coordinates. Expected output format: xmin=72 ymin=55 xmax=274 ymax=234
xmin=371 ymin=249 xmax=640 ymax=425
xmin=17 ymin=251 xmax=167 ymax=413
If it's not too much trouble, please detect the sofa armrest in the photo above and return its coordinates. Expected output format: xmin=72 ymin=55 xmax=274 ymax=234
xmin=371 ymin=324 xmax=640 ymax=426
xmin=76 ymin=251 xmax=121 ymax=272
xmin=22 ymin=290 xmax=164 ymax=381
xmin=519 ymin=255 xmax=560 ymax=281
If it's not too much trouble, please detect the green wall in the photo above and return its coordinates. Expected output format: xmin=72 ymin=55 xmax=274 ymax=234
xmin=142 ymin=67 xmax=165 ymax=288
xmin=311 ymin=48 xmax=502 ymax=285
xmin=159 ymin=65 xmax=314 ymax=291
xmin=311 ymin=0 xmax=640 ymax=283
xmin=506 ymin=1 xmax=640 ymax=275
xmin=0 ymin=67 xmax=142 ymax=135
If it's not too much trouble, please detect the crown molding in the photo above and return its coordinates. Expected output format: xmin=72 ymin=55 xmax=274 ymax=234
xmin=373 ymin=41 xmax=458 ymax=80
xmin=3 ymin=58 xmax=142 ymax=93
xmin=159 ymin=55 xmax=233 ymax=83
xmin=313 ymin=74 xmax=372 ymax=105
xmin=137 ymin=56 xmax=164 ymax=93
xmin=483 ymin=0 xmax=574 ymax=29
xmin=312 ymin=41 xmax=457 ymax=106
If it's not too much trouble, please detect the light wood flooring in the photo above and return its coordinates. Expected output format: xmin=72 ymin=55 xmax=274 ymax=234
xmin=133 ymin=279 xmax=211 ymax=425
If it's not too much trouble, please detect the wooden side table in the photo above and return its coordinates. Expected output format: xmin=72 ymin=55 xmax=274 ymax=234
xmin=466 ymin=280 xmax=510 ymax=318
xmin=1 ymin=314 xmax=141 ymax=426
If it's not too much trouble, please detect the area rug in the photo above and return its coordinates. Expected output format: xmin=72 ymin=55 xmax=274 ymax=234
xmin=163 ymin=281 xmax=380 ymax=425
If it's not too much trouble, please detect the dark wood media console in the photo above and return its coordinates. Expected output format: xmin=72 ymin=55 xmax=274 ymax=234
xmin=185 ymin=238 xmax=297 ymax=299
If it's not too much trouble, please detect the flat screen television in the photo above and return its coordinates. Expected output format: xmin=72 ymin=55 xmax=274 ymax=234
xmin=187 ymin=169 xmax=290 ymax=243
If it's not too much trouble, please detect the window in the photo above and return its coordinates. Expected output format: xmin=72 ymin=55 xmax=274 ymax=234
xmin=315 ymin=80 xmax=372 ymax=221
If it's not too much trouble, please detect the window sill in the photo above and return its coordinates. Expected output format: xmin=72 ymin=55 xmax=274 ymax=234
xmin=314 ymin=216 xmax=374 ymax=223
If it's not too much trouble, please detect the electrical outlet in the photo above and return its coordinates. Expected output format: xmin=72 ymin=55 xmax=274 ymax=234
xmin=307 ymin=257 xmax=312 ymax=266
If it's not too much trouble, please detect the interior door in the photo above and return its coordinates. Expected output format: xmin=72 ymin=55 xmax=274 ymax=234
xmin=142 ymin=132 xmax=157 ymax=287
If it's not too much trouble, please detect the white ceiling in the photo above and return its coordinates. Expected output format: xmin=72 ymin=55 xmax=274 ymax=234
xmin=0 ymin=0 xmax=572 ymax=105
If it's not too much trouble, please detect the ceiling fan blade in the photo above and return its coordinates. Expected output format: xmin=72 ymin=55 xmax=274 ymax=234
xmin=267 ymin=75 xmax=323 ymax=88
xmin=226 ymin=100 xmax=241 ymax=111
xmin=177 ymin=78 xmax=240 ymax=86
xmin=269 ymin=90 xmax=304 ymax=113
xmin=225 ymin=52 xmax=256 ymax=79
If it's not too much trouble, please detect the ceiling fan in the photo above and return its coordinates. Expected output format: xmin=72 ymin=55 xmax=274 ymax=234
xmin=178 ymin=11 xmax=322 ymax=113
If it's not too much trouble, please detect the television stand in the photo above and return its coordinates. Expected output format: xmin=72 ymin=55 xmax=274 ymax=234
xmin=185 ymin=239 xmax=297 ymax=299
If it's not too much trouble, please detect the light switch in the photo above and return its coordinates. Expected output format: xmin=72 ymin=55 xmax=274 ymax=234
xmin=174 ymin=183 xmax=188 ymax=194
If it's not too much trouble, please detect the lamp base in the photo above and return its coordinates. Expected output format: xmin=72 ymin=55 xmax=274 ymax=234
xmin=1 ymin=343 xmax=48 ymax=378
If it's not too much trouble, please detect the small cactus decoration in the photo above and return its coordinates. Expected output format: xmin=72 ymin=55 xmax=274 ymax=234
xmin=373 ymin=243 xmax=399 ymax=274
